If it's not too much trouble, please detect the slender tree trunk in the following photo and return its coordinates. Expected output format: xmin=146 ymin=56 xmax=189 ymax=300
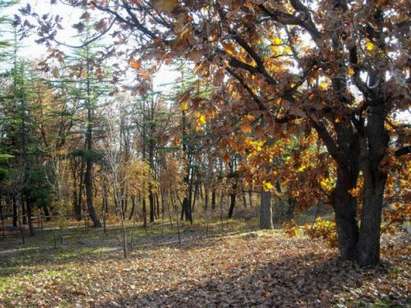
xmin=102 ymin=189 xmax=108 ymax=234
xmin=228 ymin=192 xmax=236 ymax=218
xmin=248 ymin=191 xmax=253 ymax=208
xmin=260 ymin=191 xmax=273 ymax=229
xmin=72 ymin=160 xmax=82 ymax=220
xmin=129 ymin=195 xmax=136 ymax=220
xmin=204 ymin=187 xmax=209 ymax=210
xmin=77 ymin=159 xmax=85 ymax=220
xmin=142 ymin=195 xmax=147 ymax=228
xmin=120 ymin=206 xmax=128 ymax=258
xmin=21 ymin=198 xmax=27 ymax=225
xmin=286 ymin=197 xmax=296 ymax=220
xmin=43 ymin=205 xmax=50 ymax=221
xmin=149 ymin=187 xmax=155 ymax=223
xmin=12 ymin=195 xmax=17 ymax=227
xmin=85 ymin=159 xmax=101 ymax=227
xmin=211 ymin=189 xmax=216 ymax=210
xmin=17 ymin=196 xmax=25 ymax=244
xmin=161 ymin=191 xmax=166 ymax=218
xmin=155 ymin=193 xmax=160 ymax=219
xmin=0 ymin=198 xmax=4 ymax=238
xmin=124 ymin=191 xmax=128 ymax=218
xmin=25 ymin=201 xmax=32 ymax=232
xmin=242 ymin=191 xmax=247 ymax=208
xmin=192 ymin=182 xmax=199 ymax=213
xmin=84 ymin=46 xmax=101 ymax=228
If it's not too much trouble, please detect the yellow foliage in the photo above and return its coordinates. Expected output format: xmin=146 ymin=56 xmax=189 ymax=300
xmin=272 ymin=37 xmax=282 ymax=45
xmin=304 ymin=218 xmax=337 ymax=248
xmin=319 ymin=177 xmax=335 ymax=192
xmin=319 ymin=80 xmax=330 ymax=90
xmin=245 ymin=139 xmax=264 ymax=152
xmin=297 ymin=165 xmax=307 ymax=173
xmin=197 ymin=113 xmax=207 ymax=126
xmin=365 ymin=40 xmax=376 ymax=52
xmin=283 ymin=46 xmax=292 ymax=54
xmin=262 ymin=181 xmax=273 ymax=191
xmin=179 ymin=100 xmax=189 ymax=112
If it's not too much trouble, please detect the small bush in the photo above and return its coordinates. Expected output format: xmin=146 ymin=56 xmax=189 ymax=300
xmin=304 ymin=218 xmax=337 ymax=248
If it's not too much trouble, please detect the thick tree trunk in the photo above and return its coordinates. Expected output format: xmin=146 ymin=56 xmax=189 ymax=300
xmin=357 ymin=176 xmax=386 ymax=266
xmin=356 ymin=102 xmax=388 ymax=266
xmin=333 ymin=167 xmax=359 ymax=260
xmin=181 ymin=197 xmax=192 ymax=223
xmin=259 ymin=191 xmax=273 ymax=229
xmin=315 ymin=112 xmax=361 ymax=261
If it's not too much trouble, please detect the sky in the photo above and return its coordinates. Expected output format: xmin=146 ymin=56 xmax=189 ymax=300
xmin=2 ymin=0 xmax=179 ymax=93
xmin=2 ymin=1 xmax=409 ymax=123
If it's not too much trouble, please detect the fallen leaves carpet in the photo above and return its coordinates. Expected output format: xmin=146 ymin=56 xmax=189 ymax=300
xmin=0 ymin=231 xmax=409 ymax=307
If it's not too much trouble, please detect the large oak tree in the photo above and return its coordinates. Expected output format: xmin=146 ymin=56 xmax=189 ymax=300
xmin=21 ymin=0 xmax=410 ymax=266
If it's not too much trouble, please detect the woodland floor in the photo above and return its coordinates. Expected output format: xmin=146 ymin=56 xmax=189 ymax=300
xmin=0 ymin=220 xmax=409 ymax=307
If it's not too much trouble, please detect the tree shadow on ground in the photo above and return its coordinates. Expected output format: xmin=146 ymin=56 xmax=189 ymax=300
xmin=0 ymin=223 xmax=254 ymax=279
xmin=100 ymin=252 xmax=403 ymax=308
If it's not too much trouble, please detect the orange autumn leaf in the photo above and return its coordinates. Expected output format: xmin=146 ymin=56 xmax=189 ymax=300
xmin=129 ymin=58 xmax=141 ymax=70
xmin=240 ymin=123 xmax=252 ymax=134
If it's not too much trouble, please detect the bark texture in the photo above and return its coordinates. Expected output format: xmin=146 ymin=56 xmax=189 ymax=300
xmin=259 ymin=191 xmax=273 ymax=229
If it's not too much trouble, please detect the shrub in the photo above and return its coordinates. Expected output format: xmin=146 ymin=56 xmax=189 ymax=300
xmin=303 ymin=218 xmax=337 ymax=248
